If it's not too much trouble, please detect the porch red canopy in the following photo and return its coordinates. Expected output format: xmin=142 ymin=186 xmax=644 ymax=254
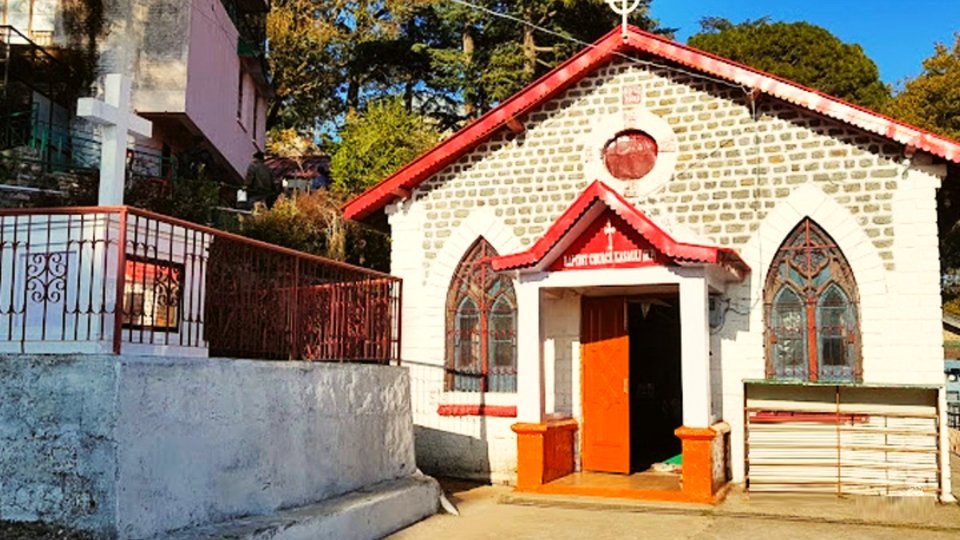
xmin=488 ymin=180 xmax=750 ymax=281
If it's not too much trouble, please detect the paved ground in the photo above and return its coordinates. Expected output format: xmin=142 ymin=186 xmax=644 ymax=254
xmin=390 ymin=455 xmax=960 ymax=540
xmin=390 ymin=483 xmax=959 ymax=539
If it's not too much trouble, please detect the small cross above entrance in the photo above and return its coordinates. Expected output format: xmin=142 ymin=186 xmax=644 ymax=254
xmin=77 ymin=73 xmax=153 ymax=206
xmin=603 ymin=219 xmax=617 ymax=251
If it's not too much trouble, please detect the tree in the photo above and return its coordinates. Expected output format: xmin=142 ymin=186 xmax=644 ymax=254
xmin=265 ymin=0 xmax=342 ymax=131
xmin=688 ymin=18 xmax=890 ymax=110
xmin=330 ymin=97 xmax=440 ymax=194
xmin=266 ymin=1 xmax=671 ymax=133
xmin=425 ymin=0 xmax=670 ymax=121
xmin=879 ymin=36 xmax=960 ymax=305
xmin=884 ymin=34 xmax=960 ymax=141
xmin=267 ymin=128 xmax=322 ymax=159
xmin=241 ymin=189 xmax=391 ymax=271
xmin=266 ymin=0 xmax=431 ymax=133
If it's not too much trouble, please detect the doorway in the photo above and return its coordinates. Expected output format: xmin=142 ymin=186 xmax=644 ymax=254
xmin=627 ymin=296 xmax=682 ymax=471
xmin=581 ymin=292 xmax=682 ymax=474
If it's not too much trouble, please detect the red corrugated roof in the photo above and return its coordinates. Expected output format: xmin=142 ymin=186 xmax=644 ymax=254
xmin=489 ymin=180 xmax=750 ymax=280
xmin=343 ymin=25 xmax=960 ymax=221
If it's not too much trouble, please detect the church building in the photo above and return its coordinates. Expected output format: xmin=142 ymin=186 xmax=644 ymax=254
xmin=344 ymin=27 xmax=959 ymax=503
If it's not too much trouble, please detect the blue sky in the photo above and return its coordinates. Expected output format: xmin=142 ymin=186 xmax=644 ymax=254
xmin=650 ymin=0 xmax=960 ymax=87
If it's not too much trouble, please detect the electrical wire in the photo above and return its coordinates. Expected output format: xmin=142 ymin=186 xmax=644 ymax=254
xmin=451 ymin=0 xmax=776 ymax=336
xmin=447 ymin=0 xmax=748 ymax=94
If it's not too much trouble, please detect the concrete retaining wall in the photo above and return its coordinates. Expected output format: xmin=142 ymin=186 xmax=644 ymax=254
xmin=0 ymin=356 xmax=119 ymax=533
xmin=0 ymin=355 xmax=418 ymax=539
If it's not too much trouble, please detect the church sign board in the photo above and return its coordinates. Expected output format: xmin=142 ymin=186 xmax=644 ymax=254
xmin=548 ymin=209 xmax=669 ymax=272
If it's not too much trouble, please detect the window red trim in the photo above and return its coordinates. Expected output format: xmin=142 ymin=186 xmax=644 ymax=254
xmin=437 ymin=404 xmax=518 ymax=417
xmin=763 ymin=218 xmax=861 ymax=382
xmin=750 ymin=410 xmax=868 ymax=424
xmin=445 ymin=238 xmax=517 ymax=392
xmin=122 ymin=255 xmax=184 ymax=331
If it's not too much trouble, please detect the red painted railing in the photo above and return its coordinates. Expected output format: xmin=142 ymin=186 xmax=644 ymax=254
xmin=0 ymin=206 xmax=401 ymax=363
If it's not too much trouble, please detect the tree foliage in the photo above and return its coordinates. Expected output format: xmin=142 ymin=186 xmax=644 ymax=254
xmin=241 ymin=190 xmax=390 ymax=271
xmin=884 ymin=34 xmax=960 ymax=141
xmin=266 ymin=128 xmax=321 ymax=158
xmin=882 ymin=36 xmax=960 ymax=302
xmin=330 ymin=97 xmax=440 ymax=193
xmin=688 ymin=18 xmax=890 ymax=110
xmin=261 ymin=1 xmax=669 ymax=271
xmin=422 ymin=0 xmax=668 ymax=119
xmin=267 ymin=0 xmax=670 ymax=134
xmin=266 ymin=0 xmax=432 ymax=132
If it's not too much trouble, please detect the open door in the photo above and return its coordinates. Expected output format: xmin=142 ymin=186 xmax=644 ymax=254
xmin=581 ymin=296 xmax=630 ymax=473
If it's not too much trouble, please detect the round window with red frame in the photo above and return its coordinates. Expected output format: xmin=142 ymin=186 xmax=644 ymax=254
xmin=602 ymin=130 xmax=659 ymax=180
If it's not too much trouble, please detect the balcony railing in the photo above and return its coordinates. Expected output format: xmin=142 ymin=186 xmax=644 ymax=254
xmin=0 ymin=25 xmax=81 ymax=107
xmin=0 ymin=115 xmax=193 ymax=207
xmin=0 ymin=206 xmax=401 ymax=363
xmin=1 ymin=115 xmax=177 ymax=177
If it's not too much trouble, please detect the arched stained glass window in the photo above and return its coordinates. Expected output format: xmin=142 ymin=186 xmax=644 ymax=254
xmin=764 ymin=218 xmax=861 ymax=382
xmin=771 ymin=287 xmax=807 ymax=379
xmin=455 ymin=297 xmax=481 ymax=375
xmin=445 ymin=238 xmax=518 ymax=392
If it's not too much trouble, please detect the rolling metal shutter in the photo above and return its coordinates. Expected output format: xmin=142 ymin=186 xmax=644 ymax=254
xmin=745 ymin=382 xmax=941 ymax=496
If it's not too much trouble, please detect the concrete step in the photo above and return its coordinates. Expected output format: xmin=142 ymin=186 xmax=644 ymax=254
xmin=500 ymin=487 xmax=960 ymax=532
xmin=155 ymin=476 xmax=440 ymax=540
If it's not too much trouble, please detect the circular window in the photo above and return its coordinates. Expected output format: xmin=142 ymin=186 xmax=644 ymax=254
xmin=602 ymin=130 xmax=658 ymax=180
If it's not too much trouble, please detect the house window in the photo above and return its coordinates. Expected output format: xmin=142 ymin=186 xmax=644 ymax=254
xmin=122 ymin=256 xmax=183 ymax=331
xmin=445 ymin=238 xmax=517 ymax=392
xmin=237 ymin=70 xmax=245 ymax=124
xmin=252 ymin=92 xmax=259 ymax=136
xmin=764 ymin=218 xmax=861 ymax=382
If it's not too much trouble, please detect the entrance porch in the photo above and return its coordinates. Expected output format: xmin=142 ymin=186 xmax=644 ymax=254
xmin=509 ymin=275 xmax=734 ymax=504
xmin=487 ymin=181 xmax=748 ymax=503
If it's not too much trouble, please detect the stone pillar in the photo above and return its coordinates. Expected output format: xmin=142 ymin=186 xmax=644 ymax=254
xmin=680 ymin=276 xmax=711 ymax=428
xmin=512 ymin=419 xmax=578 ymax=491
xmin=894 ymin=162 xmax=953 ymax=501
xmin=513 ymin=281 xmax=577 ymax=491
xmin=516 ymin=282 xmax=543 ymax=423
xmin=674 ymin=426 xmax=718 ymax=503
xmin=676 ymin=276 xmax=720 ymax=502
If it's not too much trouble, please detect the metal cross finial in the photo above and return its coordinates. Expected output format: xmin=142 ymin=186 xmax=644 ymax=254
xmin=606 ymin=0 xmax=642 ymax=40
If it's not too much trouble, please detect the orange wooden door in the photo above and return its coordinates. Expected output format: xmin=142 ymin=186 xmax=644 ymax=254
xmin=581 ymin=296 xmax=630 ymax=474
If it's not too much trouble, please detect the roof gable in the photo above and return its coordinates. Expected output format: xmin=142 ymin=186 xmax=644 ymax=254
xmin=488 ymin=180 xmax=750 ymax=280
xmin=344 ymin=26 xmax=960 ymax=220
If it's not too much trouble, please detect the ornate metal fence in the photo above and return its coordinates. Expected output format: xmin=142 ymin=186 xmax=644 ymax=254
xmin=0 ymin=206 xmax=401 ymax=362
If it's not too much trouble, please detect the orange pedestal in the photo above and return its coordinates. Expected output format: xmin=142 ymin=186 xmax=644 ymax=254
xmin=674 ymin=425 xmax=718 ymax=503
xmin=512 ymin=418 xmax=578 ymax=491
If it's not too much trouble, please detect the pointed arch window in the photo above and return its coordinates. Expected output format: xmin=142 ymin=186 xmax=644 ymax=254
xmin=764 ymin=218 xmax=861 ymax=382
xmin=446 ymin=238 xmax=517 ymax=393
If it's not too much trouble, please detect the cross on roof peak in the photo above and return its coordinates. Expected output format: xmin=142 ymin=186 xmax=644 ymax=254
xmin=77 ymin=73 xmax=153 ymax=206
xmin=605 ymin=0 xmax=642 ymax=40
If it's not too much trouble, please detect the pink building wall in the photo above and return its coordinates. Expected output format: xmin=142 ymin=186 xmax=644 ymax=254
xmin=185 ymin=0 xmax=267 ymax=179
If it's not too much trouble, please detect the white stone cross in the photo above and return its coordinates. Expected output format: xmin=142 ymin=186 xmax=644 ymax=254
xmin=77 ymin=73 xmax=153 ymax=206
xmin=603 ymin=219 xmax=617 ymax=251
xmin=606 ymin=0 xmax=642 ymax=40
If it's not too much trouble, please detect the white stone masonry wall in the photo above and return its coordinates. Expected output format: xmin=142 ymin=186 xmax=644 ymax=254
xmin=389 ymin=57 xmax=945 ymax=483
